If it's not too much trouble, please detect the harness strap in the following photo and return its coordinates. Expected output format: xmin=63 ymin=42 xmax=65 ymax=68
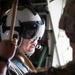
xmin=12 ymin=58 xmax=30 ymax=74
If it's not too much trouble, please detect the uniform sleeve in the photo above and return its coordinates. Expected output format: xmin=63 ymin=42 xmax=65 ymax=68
xmin=59 ymin=0 xmax=75 ymax=34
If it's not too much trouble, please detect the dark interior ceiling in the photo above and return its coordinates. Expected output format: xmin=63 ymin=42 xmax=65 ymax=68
xmin=0 ymin=0 xmax=48 ymax=18
xmin=0 ymin=0 xmax=47 ymax=9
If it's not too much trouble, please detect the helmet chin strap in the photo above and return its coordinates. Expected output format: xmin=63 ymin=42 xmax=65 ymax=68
xmin=18 ymin=37 xmax=23 ymax=47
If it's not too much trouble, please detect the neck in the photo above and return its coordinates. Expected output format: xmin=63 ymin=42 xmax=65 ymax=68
xmin=17 ymin=54 xmax=25 ymax=63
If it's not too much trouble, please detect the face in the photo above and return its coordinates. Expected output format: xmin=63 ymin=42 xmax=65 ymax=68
xmin=19 ymin=38 xmax=38 ymax=56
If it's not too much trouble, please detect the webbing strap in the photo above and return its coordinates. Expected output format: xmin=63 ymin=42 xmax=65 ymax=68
xmin=12 ymin=58 xmax=29 ymax=74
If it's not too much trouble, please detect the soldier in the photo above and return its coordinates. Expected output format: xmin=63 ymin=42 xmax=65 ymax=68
xmin=0 ymin=6 xmax=45 ymax=75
